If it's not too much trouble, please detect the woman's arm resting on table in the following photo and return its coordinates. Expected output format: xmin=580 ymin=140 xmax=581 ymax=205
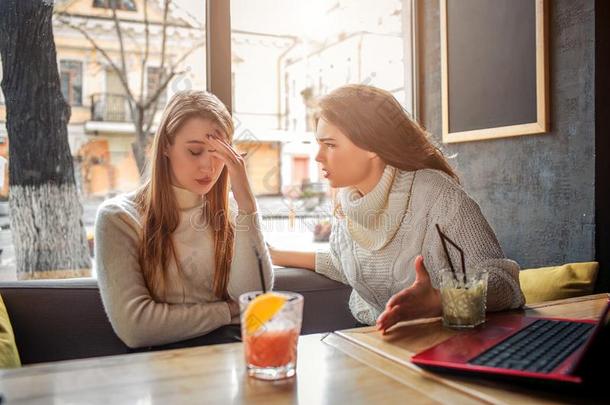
xmin=269 ymin=247 xmax=315 ymax=270
xmin=269 ymin=244 xmax=349 ymax=287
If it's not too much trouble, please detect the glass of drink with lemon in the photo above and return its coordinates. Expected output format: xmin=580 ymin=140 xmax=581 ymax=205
xmin=239 ymin=291 xmax=303 ymax=380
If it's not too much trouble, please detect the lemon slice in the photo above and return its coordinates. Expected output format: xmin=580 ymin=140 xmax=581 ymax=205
xmin=243 ymin=292 xmax=287 ymax=335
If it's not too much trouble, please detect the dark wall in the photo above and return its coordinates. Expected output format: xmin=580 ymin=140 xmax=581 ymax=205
xmin=417 ymin=0 xmax=595 ymax=269
xmin=595 ymin=0 xmax=610 ymax=292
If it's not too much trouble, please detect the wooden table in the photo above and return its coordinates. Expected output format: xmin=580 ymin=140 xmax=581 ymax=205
xmin=0 ymin=294 xmax=607 ymax=404
xmin=329 ymin=293 xmax=609 ymax=405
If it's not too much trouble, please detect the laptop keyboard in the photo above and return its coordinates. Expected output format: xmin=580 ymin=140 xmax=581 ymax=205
xmin=468 ymin=319 xmax=594 ymax=373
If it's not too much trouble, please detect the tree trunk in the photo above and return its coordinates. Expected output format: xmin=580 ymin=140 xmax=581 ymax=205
xmin=0 ymin=0 xmax=91 ymax=279
xmin=131 ymin=133 xmax=147 ymax=177
xmin=131 ymin=107 xmax=148 ymax=176
xmin=131 ymin=140 xmax=147 ymax=177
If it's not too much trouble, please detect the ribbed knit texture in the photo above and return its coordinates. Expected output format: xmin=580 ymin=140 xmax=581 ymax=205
xmin=94 ymin=186 xmax=273 ymax=348
xmin=315 ymin=167 xmax=525 ymax=325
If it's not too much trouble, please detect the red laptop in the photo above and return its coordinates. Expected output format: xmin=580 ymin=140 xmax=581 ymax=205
xmin=413 ymin=225 xmax=609 ymax=387
xmin=411 ymin=300 xmax=609 ymax=386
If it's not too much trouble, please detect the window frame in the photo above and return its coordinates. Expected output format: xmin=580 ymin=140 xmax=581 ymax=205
xmin=145 ymin=65 xmax=168 ymax=107
xmin=214 ymin=0 xmax=419 ymax=118
xmin=206 ymin=1 xmax=232 ymax=112
xmin=92 ymin=0 xmax=137 ymax=12
xmin=59 ymin=59 xmax=84 ymax=107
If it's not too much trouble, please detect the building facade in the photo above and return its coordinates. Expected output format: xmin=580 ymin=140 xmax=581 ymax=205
xmin=0 ymin=0 xmax=407 ymax=200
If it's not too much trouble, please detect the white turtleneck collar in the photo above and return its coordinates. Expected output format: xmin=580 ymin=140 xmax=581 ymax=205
xmin=338 ymin=165 xmax=416 ymax=251
xmin=171 ymin=184 xmax=204 ymax=211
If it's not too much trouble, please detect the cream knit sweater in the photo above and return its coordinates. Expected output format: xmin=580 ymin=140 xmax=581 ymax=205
xmin=315 ymin=166 xmax=525 ymax=325
xmin=94 ymin=185 xmax=273 ymax=348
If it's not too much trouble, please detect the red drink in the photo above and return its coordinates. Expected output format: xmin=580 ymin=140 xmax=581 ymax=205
xmin=240 ymin=291 xmax=303 ymax=380
xmin=244 ymin=329 xmax=299 ymax=367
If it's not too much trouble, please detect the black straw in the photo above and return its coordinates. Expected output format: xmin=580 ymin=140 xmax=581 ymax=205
xmin=435 ymin=224 xmax=467 ymax=285
xmin=254 ymin=245 xmax=266 ymax=294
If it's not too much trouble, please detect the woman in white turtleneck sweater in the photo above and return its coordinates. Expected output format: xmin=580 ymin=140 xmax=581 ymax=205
xmin=270 ymin=85 xmax=525 ymax=333
xmin=94 ymin=91 xmax=273 ymax=349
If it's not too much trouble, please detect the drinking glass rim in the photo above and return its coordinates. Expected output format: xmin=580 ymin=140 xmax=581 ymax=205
xmin=239 ymin=291 xmax=304 ymax=305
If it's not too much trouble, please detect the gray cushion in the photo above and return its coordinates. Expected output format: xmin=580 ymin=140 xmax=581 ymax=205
xmin=0 ymin=278 xmax=129 ymax=364
xmin=274 ymin=267 xmax=355 ymax=334
xmin=0 ymin=267 xmax=355 ymax=364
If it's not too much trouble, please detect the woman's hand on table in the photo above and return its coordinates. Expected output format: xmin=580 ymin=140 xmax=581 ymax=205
xmin=376 ymin=255 xmax=442 ymax=334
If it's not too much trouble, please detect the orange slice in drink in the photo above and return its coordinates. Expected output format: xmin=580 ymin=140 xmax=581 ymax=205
xmin=243 ymin=292 xmax=287 ymax=335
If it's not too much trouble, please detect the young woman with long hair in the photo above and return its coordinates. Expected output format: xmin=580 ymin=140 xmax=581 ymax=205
xmin=95 ymin=90 xmax=272 ymax=348
xmin=270 ymin=84 xmax=524 ymax=333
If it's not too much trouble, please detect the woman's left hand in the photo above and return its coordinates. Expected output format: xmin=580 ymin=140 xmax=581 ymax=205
xmin=206 ymin=131 xmax=257 ymax=214
xmin=376 ymin=255 xmax=442 ymax=334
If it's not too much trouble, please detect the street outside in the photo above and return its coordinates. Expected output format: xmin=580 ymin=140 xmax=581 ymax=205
xmin=0 ymin=195 xmax=331 ymax=281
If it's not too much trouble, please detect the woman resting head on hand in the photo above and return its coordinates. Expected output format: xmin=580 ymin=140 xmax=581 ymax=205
xmin=94 ymin=90 xmax=272 ymax=348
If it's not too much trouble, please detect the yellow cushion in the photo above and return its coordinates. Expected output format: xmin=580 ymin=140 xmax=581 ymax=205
xmin=0 ymin=294 xmax=21 ymax=368
xmin=519 ymin=262 xmax=599 ymax=305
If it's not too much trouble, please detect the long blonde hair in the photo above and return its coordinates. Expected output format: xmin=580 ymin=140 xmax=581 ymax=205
xmin=134 ymin=90 xmax=235 ymax=301
xmin=317 ymin=84 xmax=459 ymax=182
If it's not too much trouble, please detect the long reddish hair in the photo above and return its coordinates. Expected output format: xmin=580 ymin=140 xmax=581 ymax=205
xmin=317 ymin=84 xmax=459 ymax=182
xmin=134 ymin=90 xmax=235 ymax=301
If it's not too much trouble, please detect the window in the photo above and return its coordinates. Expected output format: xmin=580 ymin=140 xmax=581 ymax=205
xmin=60 ymin=60 xmax=83 ymax=106
xmin=292 ymin=156 xmax=310 ymax=186
xmin=0 ymin=0 xmax=417 ymax=280
xmin=230 ymin=0 xmax=416 ymax=250
xmin=0 ymin=0 xmax=206 ymax=281
xmin=93 ymin=0 xmax=137 ymax=11
xmin=146 ymin=66 xmax=167 ymax=108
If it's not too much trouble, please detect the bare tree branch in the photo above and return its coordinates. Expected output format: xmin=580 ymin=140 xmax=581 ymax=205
xmin=142 ymin=0 xmax=173 ymax=135
xmin=155 ymin=0 xmax=172 ymax=107
xmin=143 ymin=40 xmax=204 ymax=135
xmin=139 ymin=0 xmax=151 ymax=104
xmin=142 ymin=39 xmax=204 ymax=111
xmin=54 ymin=1 xmax=205 ymax=174
xmin=144 ymin=96 xmax=161 ymax=136
xmin=160 ymin=0 xmax=171 ymax=75
xmin=142 ymin=70 xmax=179 ymax=133
xmin=110 ymin=3 xmax=136 ymax=116
xmin=55 ymin=15 xmax=134 ymax=104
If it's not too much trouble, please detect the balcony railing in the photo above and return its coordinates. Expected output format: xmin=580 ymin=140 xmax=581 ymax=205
xmin=90 ymin=93 xmax=132 ymax=122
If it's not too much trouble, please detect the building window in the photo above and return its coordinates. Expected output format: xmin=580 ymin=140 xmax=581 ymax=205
xmin=60 ymin=60 xmax=83 ymax=106
xmin=292 ymin=156 xmax=310 ymax=186
xmin=147 ymin=66 xmax=167 ymax=107
xmin=92 ymin=0 xmax=137 ymax=12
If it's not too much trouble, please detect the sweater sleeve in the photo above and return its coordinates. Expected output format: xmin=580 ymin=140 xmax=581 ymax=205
xmin=349 ymin=291 xmax=381 ymax=325
xmin=314 ymin=250 xmax=348 ymax=284
xmin=314 ymin=218 xmax=349 ymax=285
xmin=424 ymin=187 xmax=525 ymax=312
xmin=94 ymin=202 xmax=232 ymax=349
xmin=227 ymin=210 xmax=274 ymax=299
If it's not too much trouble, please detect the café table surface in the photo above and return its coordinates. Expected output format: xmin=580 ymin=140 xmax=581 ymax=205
xmin=0 ymin=293 xmax=608 ymax=404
